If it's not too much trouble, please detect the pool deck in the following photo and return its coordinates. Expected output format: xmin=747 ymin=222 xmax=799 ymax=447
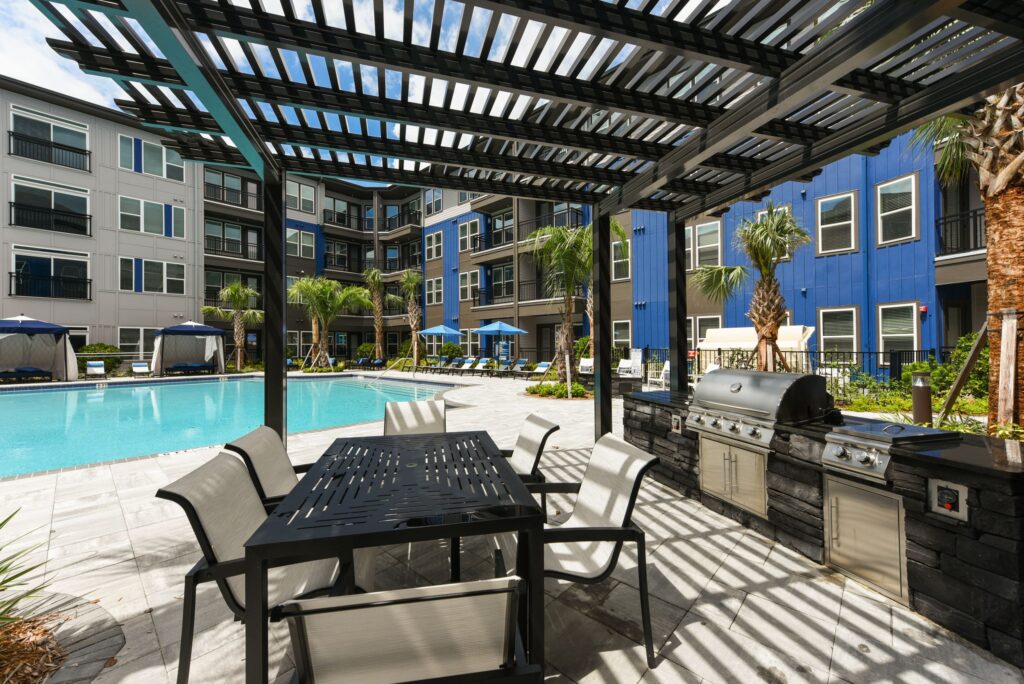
xmin=1 ymin=374 xmax=1019 ymax=683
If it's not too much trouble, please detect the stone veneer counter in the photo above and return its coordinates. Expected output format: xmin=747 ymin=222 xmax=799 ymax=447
xmin=624 ymin=390 xmax=1024 ymax=666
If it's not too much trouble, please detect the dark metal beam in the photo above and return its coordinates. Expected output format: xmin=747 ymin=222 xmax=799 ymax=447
xmin=951 ymin=1 xmax=1024 ymax=42
xmin=602 ymin=0 xmax=964 ymax=214
xmin=461 ymin=0 xmax=925 ymax=104
xmin=667 ymin=218 xmax=688 ymax=395
xmin=262 ymin=177 xmax=287 ymax=442
xmin=592 ymin=206 xmax=612 ymax=439
xmin=673 ymin=41 xmax=1024 ymax=220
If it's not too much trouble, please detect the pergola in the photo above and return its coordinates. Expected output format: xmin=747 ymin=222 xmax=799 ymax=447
xmin=35 ymin=0 xmax=1024 ymax=444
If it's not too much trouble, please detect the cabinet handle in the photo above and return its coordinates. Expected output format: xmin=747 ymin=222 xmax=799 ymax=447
xmin=830 ymin=497 xmax=840 ymax=548
xmin=723 ymin=453 xmax=731 ymax=495
xmin=731 ymin=453 xmax=739 ymax=496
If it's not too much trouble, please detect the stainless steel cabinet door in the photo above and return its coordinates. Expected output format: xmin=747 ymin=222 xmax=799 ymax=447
xmin=731 ymin=446 xmax=767 ymax=517
xmin=826 ymin=476 xmax=908 ymax=603
xmin=699 ymin=437 xmax=729 ymax=499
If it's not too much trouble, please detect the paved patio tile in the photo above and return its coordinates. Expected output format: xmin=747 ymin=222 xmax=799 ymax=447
xmin=730 ymin=593 xmax=837 ymax=672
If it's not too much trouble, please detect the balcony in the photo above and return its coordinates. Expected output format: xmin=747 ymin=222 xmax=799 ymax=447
xmin=324 ymin=254 xmax=363 ymax=273
xmin=204 ymin=236 xmax=263 ymax=261
xmin=204 ymin=183 xmax=262 ymax=211
xmin=473 ymin=284 xmax=515 ymax=307
xmin=471 ymin=229 xmax=515 ymax=254
xmin=519 ymin=279 xmax=581 ymax=302
xmin=517 ymin=207 xmax=586 ymax=242
xmin=323 ymin=209 xmax=370 ymax=232
xmin=366 ymin=257 xmax=421 ymax=274
xmin=204 ymin=295 xmax=260 ymax=309
xmin=10 ymin=272 xmax=91 ymax=300
xmin=937 ymin=208 xmax=986 ymax=256
xmin=380 ymin=210 xmax=422 ymax=232
xmin=9 ymin=131 xmax=90 ymax=171
xmin=9 ymin=202 xmax=91 ymax=236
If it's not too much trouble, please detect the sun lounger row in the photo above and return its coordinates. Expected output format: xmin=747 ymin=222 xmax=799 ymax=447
xmin=419 ymin=356 xmax=554 ymax=378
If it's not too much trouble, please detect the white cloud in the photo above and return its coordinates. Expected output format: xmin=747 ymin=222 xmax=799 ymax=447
xmin=0 ymin=0 xmax=123 ymax=108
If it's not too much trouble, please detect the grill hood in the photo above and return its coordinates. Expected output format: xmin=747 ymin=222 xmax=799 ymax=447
xmin=692 ymin=369 xmax=833 ymax=423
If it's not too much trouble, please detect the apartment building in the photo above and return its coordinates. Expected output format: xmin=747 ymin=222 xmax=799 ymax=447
xmin=0 ymin=76 xmax=201 ymax=356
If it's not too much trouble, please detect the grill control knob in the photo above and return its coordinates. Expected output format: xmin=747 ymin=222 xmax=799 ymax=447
xmin=858 ymin=453 xmax=876 ymax=466
xmin=728 ymin=422 xmax=739 ymax=432
xmin=693 ymin=415 xmax=703 ymax=424
xmin=836 ymin=447 xmax=851 ymax=460
xmin=709 ymin=418 xmax=720 ymax=427
xmin=748 ymin=427 xmax=761 ymax=437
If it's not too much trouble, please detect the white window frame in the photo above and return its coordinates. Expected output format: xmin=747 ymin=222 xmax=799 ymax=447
xmin=815 ymin=193 xmax=856 ymax=255
xmin=876 ymin=174 xmax=917 ymax=245
xmin=612 ymin=239 xmax=630 ymax=281
xmin=459 ymin=270 xmax=479 ymax=301
xmin=117 ymin=327 xmax=160 ymax=359
xmin=425 ymin=232 xmax=443 ymax=260
xmin=10 ymin=245 xmax=90 ymax=293
xmin=612 ymin=320 xmax=631 ymax=347
xmin=693 ymin=220 xmax=721 ymax=268
xmin=458 ymin=191 xmax=482 ymax=204
xmin=684 ymin=225 xmax=693 ymax=271
xmin=119 ymin=257 xmax=185 ymax=295
xmin=689 ymin=315 xmax=722 ymax=346
xmin=116 ymin=134 xmax=184 ymax=182
xmin=10 ymin=106 xmax=89 ymax=156
xmin=877 ymin=302 xmax=919 ymax=363
xmin=818 ymin=307 xmax=858 ymax=354
xmin=286 ymin=228 xmax=315 ymax=259
xmin=286 ymin=180 xmax=316 ymax=214
xmin=425 ymin=277 xmax=443 ymax=305
xmin=10 ymin=176 xmax=90 ymax=220
xmin=458 ymin=219 xmax=480 ymax=252
xmin=424 ymin=188 xmax=442 ymax=216
xmin=459 ymin=329 xmax=480 ymax=356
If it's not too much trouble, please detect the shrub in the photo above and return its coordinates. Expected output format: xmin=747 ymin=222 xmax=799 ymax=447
xmin=526 ymin=382 xmax=586 ymax=398
xmin=899 ymin=332 xmax=989 ymax=399
xmin=355 ymin=342 xmax=376 ymax=359
xmin=574 ymin=336 xmax=591 ymax=359
xmin=77 ymin=343 xmax=122 ymax=375
xmin=439 ymin=342 xmax=463 ymax=358
xmin=398 ymin=340 xmax=412 ymax=358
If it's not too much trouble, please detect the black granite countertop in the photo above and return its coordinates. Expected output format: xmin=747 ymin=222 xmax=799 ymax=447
xmin=626 ymin=390 xmax=690 ymax=408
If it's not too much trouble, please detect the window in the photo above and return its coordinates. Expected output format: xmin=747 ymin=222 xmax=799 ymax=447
xmin=817 ymin=193 xmax=856 ymax=254
xmin=819 ymin=308 xmax=857 ymax=353
xmin=286 ymin=180 xmax=316 ymax=213
xmin=386 ymin=332 xmax=400 ymax=357
xmin=11 ymin=246 xmax=90 ymax=299
xmin=11 ymin=178 xmax=90 ymax=235
xmin=460 ymin=329 xmax=481 ymax=356
xmin=491 ymin=210 xmax=514 ymax=246
xmin=425 ymin=277 xmax=443 ymax=305
xmin=117 ymin=135 xmax=183 ymax=181
xmin=425 ymin=336 xmax=440 ymax=356
xmin=205 ymin=219 xmax=243 ymax=254
xmin=206 ymin=270 xmax=259 ymax=304
xmin=458 ymin=219 xmax=480 ymax=251
xmin=612 ymin=240 xmax=630 ymax=280
xmin=118 ymin=257 xmax=185 ymax=294
xmin=458 ymin=191 xmax=482 ymax=204
xmin=118 ymin=328 xmax=158 ymax=359
xmin=287 ymin=331 xmax=299 ymax=358
xmin=877 ymin=175 xmax=916 ymax=244
xmin=118 ymin=197 xmax=184 ymax=238
xmin=424 ymin=188 xmax=442 ymax=216
xmin=204 ymin=168 xmax=259 ymax=209
xmin=491 ymin=263 xmax=514 ymax=299
xmin=425 ymin=232 xmax=443 ymax=260
xmin=66 ymin=327 xmax=89 ymax=350
xmin=695 ymin=221 xmax=720 ymax=267
xmin=300 ymin=331 xmax=313 ymax=357
xmin=459 ymin=270 xmax=479 ymax=301
xmin=325 ymin=239 xmax=349 ymax=270
xmin=687 ymin=315 xmax=721 ymax=347
xmin=684 ymin=226 xmax=693 ymax=271
xmin=364 ymin=206 xmax=374 ymax=231
xmin=878 ymin=303 xmax=918 ymax=359
xmin=613 ymin=320 xmax=631 ymax=348
xmin=286 ymin=228 xmax=315 ymax=258
xmin=11 ymin=109 xmax=89 ymax=171
xmin=324 ymin=196 xmax=349 ymax=225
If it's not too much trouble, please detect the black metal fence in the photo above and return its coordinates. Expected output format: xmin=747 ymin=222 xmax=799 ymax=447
xmin=204 ymin=182 xmax=262 ymax=210
xmin=381 ymin=210 xmax=422 ymax=231
xmin=10 ymin=202 xmax=91 ymax=236
xmin=9 ymin=131 xmax=90 ymax=171
xmin=473 ymin=284 xmax=514 ymax=306
xmin=518 ymin=280 xmax=581 ymax=302
xmin=323 ymin=209 xmax=370 ymax=231
xmin=10 ymin=272 xmax=91 ymax=300
xmin=937 ymin=208 xmax=985 ymax=256
xmin=516 ymin=208 xmax=586 ymax=241
xmin=471 ymin=228 xmax=514 ymax=253
xmin=204 ymin=236 xmax=263 ymax=260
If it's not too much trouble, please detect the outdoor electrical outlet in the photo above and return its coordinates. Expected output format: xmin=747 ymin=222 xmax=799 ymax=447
xmin=671 ymin=415 xmax=683 ymax=434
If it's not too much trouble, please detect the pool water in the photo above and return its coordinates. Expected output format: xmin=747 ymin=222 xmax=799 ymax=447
xmin=0 ymin=377 xmax=449 ymax=477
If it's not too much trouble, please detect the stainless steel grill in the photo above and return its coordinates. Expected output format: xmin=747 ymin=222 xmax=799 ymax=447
xmin=823 ymin=421 xmax=960 ymax=483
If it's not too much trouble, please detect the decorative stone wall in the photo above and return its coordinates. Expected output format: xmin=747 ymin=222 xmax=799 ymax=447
xmin=625 ymin=392 xmax=1024 ymax=666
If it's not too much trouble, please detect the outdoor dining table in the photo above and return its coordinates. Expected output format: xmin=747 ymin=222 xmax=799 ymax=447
xmin=243 ymin=430 xmax=547 ymax=683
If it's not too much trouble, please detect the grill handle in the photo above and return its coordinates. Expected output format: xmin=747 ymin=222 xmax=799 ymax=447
xmin=830 ymin=497 xmax=840 ymax=548
xmin=723 ymin=452 xmax=732 ymax=494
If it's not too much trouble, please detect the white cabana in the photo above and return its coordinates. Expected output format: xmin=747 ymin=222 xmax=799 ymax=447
xmin=151 ymin=321 xmax=226 ymax=376
xmin=696 ymin=325 xmax=815 ymax=353
xmin=0 ymin=315 xmax=78 ymax=381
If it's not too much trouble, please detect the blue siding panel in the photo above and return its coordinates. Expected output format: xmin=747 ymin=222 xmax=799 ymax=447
xmin=163 ymin=204 xmax=173 ymax=238
xmin=133 ymin=258 xmax=143 ymax=293
xmin=630 ymin=209 xmax=669 ymax=349
xmin=132 ymin=137 xmax=142 ymax=173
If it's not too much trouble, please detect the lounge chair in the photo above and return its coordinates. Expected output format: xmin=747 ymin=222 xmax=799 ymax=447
xmin=450 ymin=357 xmax=477 ymax=374
xmin=490 ymin=359 xmax=512 ymax=377
xmin=441 ymin=357 xmax=463 ymax=374
xmin=0 ymin=367 xmax=52 ymax=382
xmin=224 ymin=425 xmax=314 ymax=507
xmin=354 ymin=357 xmax=370 ymax=368
xmin=501 ymin=413 xmax=560 ymax=483
xmin=494 ymin=434 xmax=660 ymax=668
xmin=86 ymin=360 xmax=106 ymax=379
xmin=272 ymin=577 xmax=541 ymax=684
xmin=156 ymin=453 xmax=377 ymax=684
xmin=383 ymin=399 xmax=446 ymax=436
xmin=371 ymin=358 xmax=385 ymax=370
xmin=131 ymin=361 xmax=152 ymax=377
xmin=328 ymin=357 xmax=337 ymax=366
xmin=528 ymin=361 xmax=552 ymax=379
xmin=165 ymin=362 xmax=215 ymax=375
xmin=578 ymin=357 xmax=594 ymax=377
xmin=471 ymin=357 xmax=492 ymax=376
xmin=648 ymin=361 xmax=670 ymax=388
xmin=416 ymin=355 xmax=439 ymax=373
xmin=430 ymin=356 xmax=451 ymax=374
xmin=505 ymin=359 xmax=527 ymax=377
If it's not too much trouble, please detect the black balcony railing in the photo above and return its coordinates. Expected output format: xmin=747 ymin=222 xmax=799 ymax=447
xmin=518 ymin=279 xmax=581 ymax=302
xmin=366 ymin=257 xmax=421 ymax=273
xmin=471 ymin=229 xmax=514 ymax=253
xmin=204 ymin=295 xmax=261 ymax=309
xmin=204 ymin=183 xmax=262 ymax=210
xmin=204 ymin=236 xmax=263 ymax=260
xmin=937 ymin=208 xmax=986 ymax=256
xmin=473 ymin=284 xmax=515 ymax=306
xmin=384 ymin=304 xmax=406 ymax=316
xmin=9 ymin=202 xmax=91 ymax=236
xmin=10 ymin=272 xmax=91 ymax=300
xmin=323 ymin=209 xmax=370 ymax=231
xmin=9 ymin=131 xmax=90 ymax=171
xmin=381 ymin=210 xmax=422 ymax=231
xmin=517 ymin=208 xmax=586 ymax=241
xmin=324 ymin=254 xmax=362 ymax=272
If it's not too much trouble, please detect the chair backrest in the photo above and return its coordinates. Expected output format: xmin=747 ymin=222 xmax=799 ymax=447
xmin=278 ymin=577 xmax=520 ymax=684
xmin=156 ymin=453 xmax=268 ymax=611
xmin=509 ymin=414 xmax=560 ymax=475
xmin=132 ymin=362 xmax=148 ymax=370
xmin=579 ymin=358 xmax=594 ymax=373
xmin=460 ymin=357 xmax=476 ymax=369
xmin=383 ymin=399 xmax=446 ymax=436
xmin=615 ymin=358 xmax=632 ymax=373
xmin=356 ymin=357 xmax=368 ymax=364
xmin=511 ymin=359 xmax=526 ymax=370
xmin=569 ymin=434 xmax=658 ymax=531
xmin=450 ymin=357 xmax=463 ymax=367
xmin=224 ymin=426 xmax=299 ymax=499
xmin=477 ymin=357 xmax=491 ymax=366
xmin=495 ymin=360 xmax=510 ymax=371
xmin=533 ymin=361 xmax=550 ymax=373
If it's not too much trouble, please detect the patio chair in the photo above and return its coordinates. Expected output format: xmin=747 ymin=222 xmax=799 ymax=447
xmin=648 ymin=361 xmax=669 ymax=389
xmin=450 ymin=357 xmax=477 ymax=374
xmin=272 ymin=577 xmax=541 ymax=683
xmin=371 ymin=358 xmax=385 ymax=370
xmin=494 ymin=434 xmax=659 ymax=668
xmin=578 ymin=357 xmax=594 ymax=377
xmin=501 ymin=413 xmax=560 ymax=483
xmin=490 ymin=359 xmax=512 ymax=377
xmin=615 ymin=358 xmax=641 ymax=377
xmin=156 ymin=453 xmax=378 ymax=684
xmin=528 ymin=361 xmax=552 ymax=378
xmin=506 ymin=359 xmax=527 ymax=377
xmin=383 ymin=399 xmax=446 ymax=436
xmin=440 ymin=357 xmax=462 ymax=374
xmin=131 ymin=361 xmax=152 ymax=377
xmin=472 ymin=357 xmax=492 ymax=376
xmin=224 ymin=425 xmax=313 ymax=506
xmin=354 ymin=357 xmax=370 ymax=368
xmin=85 ymin=360 xmax=106 ymax=378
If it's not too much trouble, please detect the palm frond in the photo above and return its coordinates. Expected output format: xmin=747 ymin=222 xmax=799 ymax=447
xmin=909 ymin=116 xmax=970 ymax=186
xmin=734 ymin=203 xmax=810 ymax=276
xmin=691 ymin=265 xmax=747 ymax=303
xmin=200 ymin=305 xmax=230 ymax=320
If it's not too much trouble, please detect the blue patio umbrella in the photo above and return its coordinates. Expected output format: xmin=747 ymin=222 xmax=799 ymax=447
xmin=420 ymin=325 xmax=464 ymax=337
xmin=470 ymin=321 xmax=527 ymax=335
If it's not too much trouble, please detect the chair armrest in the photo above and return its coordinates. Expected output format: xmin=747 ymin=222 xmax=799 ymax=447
xmin=293 ymin=463 xmax=315 ymax=474
xmin=188 ymin=556 xmax=248 ymax=583
xmin=524 ymin=482 xmax=581 ymax=495
xmin=542 ymin=526 xmax=643 ymax=544
xmin=500 ymin=448 xmax=513 ymax=458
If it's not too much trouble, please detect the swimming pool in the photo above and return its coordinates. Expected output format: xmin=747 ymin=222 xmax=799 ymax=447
xmin=0 ymin=376 xmax=450 ymax=477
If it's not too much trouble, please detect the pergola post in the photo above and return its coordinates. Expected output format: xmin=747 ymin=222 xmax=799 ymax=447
xmin=263 ymin=173 xmax=287 ymax=440
xmin=668 ymin=218 xmax=689 ymax=394
xmin=593 ymin=206 xmax=612 ymax=439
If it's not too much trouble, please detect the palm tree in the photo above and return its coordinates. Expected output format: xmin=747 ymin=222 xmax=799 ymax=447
xmin=288 ymin=276 xmax=371 ymax=367
xmin=691 ymin=203 xmax=811 ymax=371
xmin=911 ymin=85 xmax=1024 ymax=428
xmin=528 ymin=218 xmax=628 ymax=383
xmin=201 ymin=281 xmax=263 ymax=371
xmin=363 ymin=268 xmax=403 ymax=360
xmin=399 ymin=269 xmax=423 ymax=366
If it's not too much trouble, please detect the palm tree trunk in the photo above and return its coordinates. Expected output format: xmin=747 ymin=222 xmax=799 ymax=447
xmin=373 ymin=291 xmax=384 ymax=359
xmin=407 ymin=301 xmax=421 ymax=366
xmin=986 ymin=184 xmax=1024 ymax=428
xmin=232 ymin=312 xmax=245 ymax=371
xmin=310 ymin=317 xmax=321 ymax=367
xmin=586 ymin=281 xmax=595 ymax=358
xmin=747 ymin=275 xmax=786 ymax=372
xmin=557 ymin=291 xmax=575 ymax=384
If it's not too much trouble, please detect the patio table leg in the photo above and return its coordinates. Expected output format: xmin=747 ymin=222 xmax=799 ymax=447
xmin=450 ymin=537 xmax=461 ymax=582
xmin=516 ymin=522 xmax=545 ymax=666
xmin=244 ymin=552 xmax=269 ymax=684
